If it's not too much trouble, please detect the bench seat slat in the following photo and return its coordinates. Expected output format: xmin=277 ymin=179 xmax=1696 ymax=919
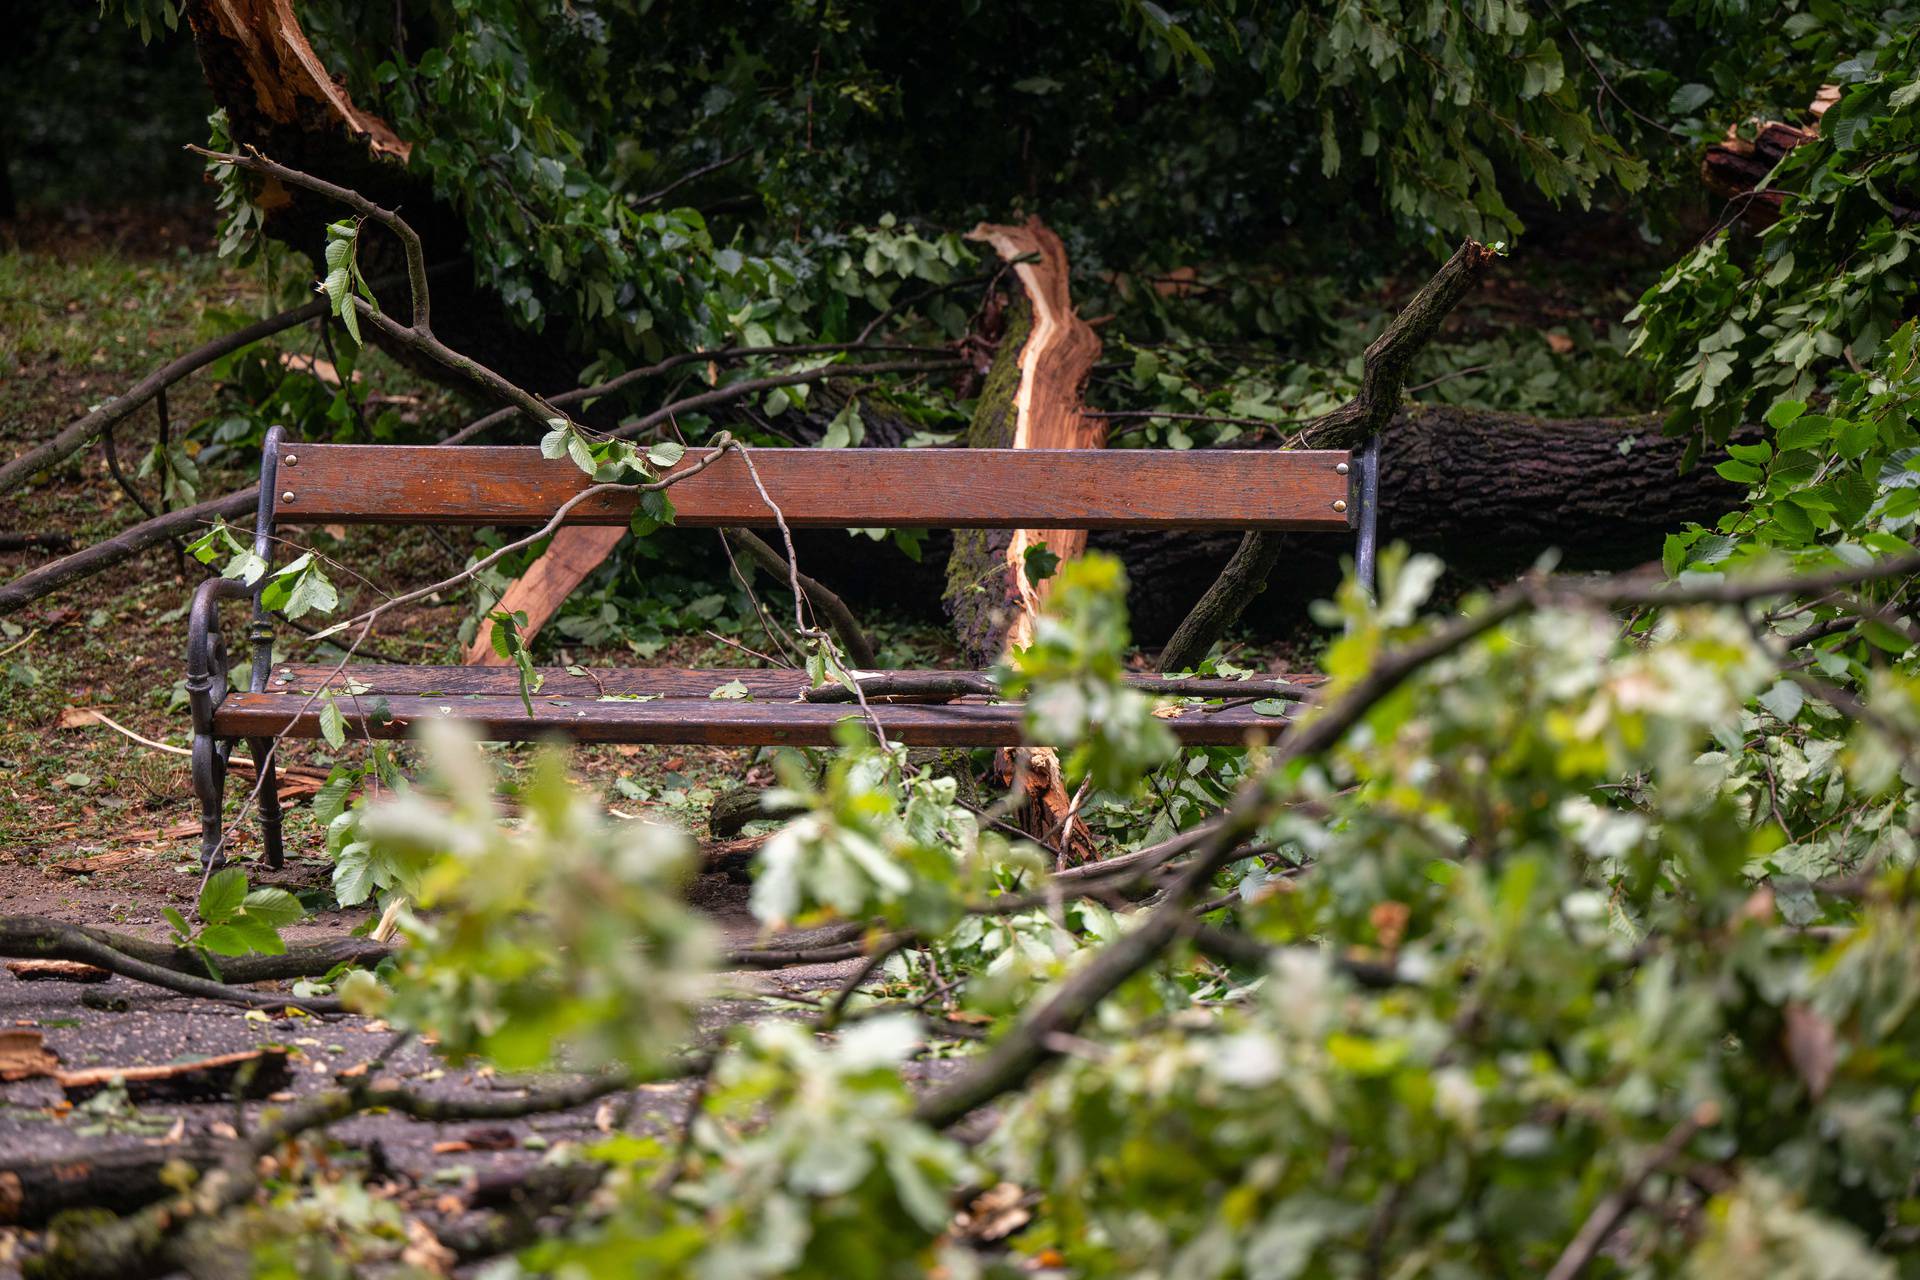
xmin=265 ymin=664 xmax=1323 ymax=700
xmin=214 ymin=685 xmax=1305 ymax=748
xmin=272 ymin=445 xmax=1354 ymax=531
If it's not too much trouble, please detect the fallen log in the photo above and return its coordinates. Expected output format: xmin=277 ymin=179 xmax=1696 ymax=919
xmin=0 ymin=1141 xmax=229 ymax=1227
xmin=58 ymin=1048 xmax=294 ymax=1104
xmin=0 ymin=915 xmax=387 ymax=988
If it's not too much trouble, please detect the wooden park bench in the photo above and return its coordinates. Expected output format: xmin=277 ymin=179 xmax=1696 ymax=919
xmin=187 ymin=426 xmax=1378 ymax=868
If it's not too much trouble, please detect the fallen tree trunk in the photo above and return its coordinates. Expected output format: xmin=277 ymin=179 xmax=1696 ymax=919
xmin=1100 ymin=404 xmax=1744 ymax=642
xmin=0 ymin=486 xmax=256 ymax=617
xmin=777 ymin=401 xmax=1743 ymax=643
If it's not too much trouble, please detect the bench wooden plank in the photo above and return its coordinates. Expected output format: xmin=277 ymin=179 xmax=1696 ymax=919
xmin=267 ymin=664 xmax=1323 ymax=700
xmin=213 ymin=689 xmax=1301 ymax=748
xmin=272 ymin=445 xmax=1354 ymax=531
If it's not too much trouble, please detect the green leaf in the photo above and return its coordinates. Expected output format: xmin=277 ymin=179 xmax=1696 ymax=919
xmin=241 ymin=887 xmax=304 ymax=930
xmin=162 ymin=906 xmax=191 ymax=941
xmin=196 ymin=923 xmax=253 ymax=956
xmin=333 ymin=842 xmax=376 ymax=907
xmin=1862 ymin=620 xmax=1914 ymax=653
xmin=1715 ymin=459 xmax=1763 ymax=485
xmin=1757 ymin=680 xmax=1804 ymax=723
xmin=630 ymin=488 xmax=676 ymax=537
xmin=566 ymin=431 xmax=597 ymax=476
xmin=647 ymin=440 xmax=687 ymax=468
xmin=1764 ymin=399 xmax=1807 ymax=431
xmin=710 ymin=679 xmax=750 ymax=700
xmin=319 ymin=698 xmax=348 ymax=750
xmin=312 ymin=771 xmax=357 ymax=826
xmin=226 ymin=918 xmax=288 ymax=956
xmin=282 ymin=566 xmax=339 ymax=620
xmin=1023 ymin=544 xmax=1062 ymax=586
xmin=1668 ymin=82 xmax=1712 ymax=113
xmin=199 ymin=868 xmax=247 ymax=925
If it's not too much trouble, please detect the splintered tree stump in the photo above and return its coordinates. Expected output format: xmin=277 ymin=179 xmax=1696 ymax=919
xmin=943 ymin=216 xmax=1105 ymax=664
xmin=942 ymin=216 xmax=1104 ymax=862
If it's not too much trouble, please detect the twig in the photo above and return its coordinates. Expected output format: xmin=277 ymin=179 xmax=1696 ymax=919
xmin=1544 ymin=1104 xmax=1719 ymax=1280
xmin=724 ymin=528 xmax=876 ymax=668
xmin=632 ymin=150 xmax=748 ymax=208
xmin=730 ymin=443 xmax=895 ymax=752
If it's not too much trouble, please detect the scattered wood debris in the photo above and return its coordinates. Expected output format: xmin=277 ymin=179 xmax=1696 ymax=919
xmin=5 ymin=960 xmax=111 ymax=983
xmin=57 ymin=1047 xmax=293 ymax=1103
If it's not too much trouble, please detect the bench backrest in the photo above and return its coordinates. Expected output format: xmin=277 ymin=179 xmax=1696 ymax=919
xmin=268 ymin=443 xmax=1358 ymax=531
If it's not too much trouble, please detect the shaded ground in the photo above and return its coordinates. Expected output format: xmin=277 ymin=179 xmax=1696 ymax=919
xmin=0 ymin=872 xmax=958 ymax=1273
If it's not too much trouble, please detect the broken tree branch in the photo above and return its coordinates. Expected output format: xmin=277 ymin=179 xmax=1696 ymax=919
xmin=0 ymin=915 xmax=392 ymax=984
xmin=0 ymin=488 xmax=257 ymax=616
xmin=0 ymin=916 xmax=344 ymax=1014
xmin=1156 ymin=239 xmax=1496 ymax=673
xmin=915 ymin=548 xmax=1920 ymax=1128
xmin=0 ymin=301 xmax=327 ymax=498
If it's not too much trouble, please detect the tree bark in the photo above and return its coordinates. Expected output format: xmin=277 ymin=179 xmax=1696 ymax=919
xmin=1097 ymin=405 xmax=1744 ymax=642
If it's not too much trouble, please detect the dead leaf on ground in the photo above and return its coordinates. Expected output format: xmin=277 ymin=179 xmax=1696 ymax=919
xmin=1545 ymin=331 xmax=1576 ymax=354
xmin=55 ymin=706 xmax=99 ymax=730
xmin=401 ymin=1217 xmax=455 ymax=1275
xmin=0 ymin=1030 xmax=60 ymax=1082
xmin=50 ymin=850 xmax=144 ymax=876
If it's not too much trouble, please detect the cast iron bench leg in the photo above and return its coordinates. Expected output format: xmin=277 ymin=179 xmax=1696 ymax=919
xmin=249 ymin=737 xmax=284 ymax=870
xmin=191 ymin=729 xmax=227 ymax=870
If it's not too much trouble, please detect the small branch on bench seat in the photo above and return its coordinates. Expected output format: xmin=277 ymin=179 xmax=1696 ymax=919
xmin=1155 ymin=239 xmax=1498 ymax=675
xmin=799 ymin=671 xmax=1319 ymax=704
